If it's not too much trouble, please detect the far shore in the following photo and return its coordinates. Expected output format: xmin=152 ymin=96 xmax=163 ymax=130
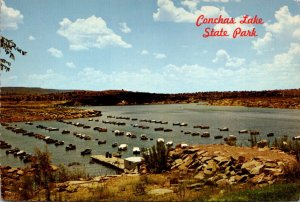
xmin=0 ymin=98 xmax=299 ymax=123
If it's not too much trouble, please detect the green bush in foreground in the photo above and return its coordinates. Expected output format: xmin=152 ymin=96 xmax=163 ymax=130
xmin=142 ymin=141 xmax=170 ymax=173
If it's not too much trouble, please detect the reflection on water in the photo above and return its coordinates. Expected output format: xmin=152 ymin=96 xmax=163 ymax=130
xmin=1 ymin=104 xmax=300 ymax=176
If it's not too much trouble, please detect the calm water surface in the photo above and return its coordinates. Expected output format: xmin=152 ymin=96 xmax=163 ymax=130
xmin=1 ymin=104 xmax=300 ymax=176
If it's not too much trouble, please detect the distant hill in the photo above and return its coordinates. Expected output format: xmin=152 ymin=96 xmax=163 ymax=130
xmin=1 ymin=87 xmax=299 ymax=109
xmin=0 ymin=87 xmax=72 ymax=95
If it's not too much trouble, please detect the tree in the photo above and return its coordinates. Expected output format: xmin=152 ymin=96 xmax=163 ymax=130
xmin=0 ymin=35 xmax=27 ymax=71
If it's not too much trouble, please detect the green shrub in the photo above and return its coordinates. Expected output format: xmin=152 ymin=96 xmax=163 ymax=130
xmin=142 ymin=141 xmax=170 ymax=173
xmin=272 ymin=137 xmax=300 ymax=160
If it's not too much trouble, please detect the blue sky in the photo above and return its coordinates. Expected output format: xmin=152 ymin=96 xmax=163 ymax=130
xmin=1 ymin=0 xmax=300 ymax=93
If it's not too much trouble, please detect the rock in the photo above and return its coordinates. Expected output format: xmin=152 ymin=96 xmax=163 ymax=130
xmin=214 ymin=156 xmax=230 ymax=166
xmin=205 ymin=160 xmax=218 ymax=173
xmin=65 ymin=185 xmax=77 ymax=193
xmin=250 ymin=165 xmax=264 ymax=175
xmin=187 ymin=183 xmax=204 ymax=189
xmin=188 ymin=160 xmax=200 ymax=169
xmin=238 ymin=156 xmax=246 ymax=163
xmin=264 ymin=161 xmax=277 ymax=168
xmin=197 ymin=150 xmax=207 ymax=156
xmin=194 ymin=172 xmax=205 ymax=180
xmin=241 ymin=160 xmax=262 ymax=171
xmin=7 ymin=168 xmax=18 ymax=173
xmin=250 ymin=173 xmax=265 ymax=184
xmin=185 ymin=148 xmax=200 ymax=154
xmin=201 ymin=157 xmax=212 ymax=163
xmin=216 ymin=179 xmax=229 ymax=187
xmin=264 ymin=168 xmax=283 ymax=176
xmin=17 ymin=170 xmax=24 ymax=175
xmin=175 ymin=159 xmax=183 ymax=165
xmin=147 ymin=188 xmax=173 ymax=195
xmin=234 ymin=175 xmax=248 ymax=182
xmin=229 ymin=176 xmax=236 ymax=184
xmin=204 ymin=169 xmax=213 ymax=175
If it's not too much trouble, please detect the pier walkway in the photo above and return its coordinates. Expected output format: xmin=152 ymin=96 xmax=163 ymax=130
xmin=91 ymin=155 xmax=125 ymax=171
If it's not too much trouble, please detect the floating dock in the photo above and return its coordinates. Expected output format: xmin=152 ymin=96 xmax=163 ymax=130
xmin=91 ymin=155 xmax=125 ymax=171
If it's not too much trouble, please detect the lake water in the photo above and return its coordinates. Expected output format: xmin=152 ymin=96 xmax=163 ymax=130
xmin=1 ymin=104 xmax=300 ymax=176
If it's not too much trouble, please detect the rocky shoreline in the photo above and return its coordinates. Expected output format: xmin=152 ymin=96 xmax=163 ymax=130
xmin=0 ymin=105 xmax=102 ymax=123
xmin=154 ymin=144 xmax=297 ymax=188
xmin=1 ymin=144 xmax=298 ymax=201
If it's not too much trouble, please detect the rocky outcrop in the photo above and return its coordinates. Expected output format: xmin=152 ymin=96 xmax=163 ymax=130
xmin=164 ymin=145 xmax=297 ymax=188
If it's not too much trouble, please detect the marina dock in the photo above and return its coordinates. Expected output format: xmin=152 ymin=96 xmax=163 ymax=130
xmin=91 ymin=155 xmax=125 ymax=171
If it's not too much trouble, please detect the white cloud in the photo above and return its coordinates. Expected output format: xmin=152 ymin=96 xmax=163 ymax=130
xmin=66 ymin=62 xmax=76 ymax=68
xmin=181 ymin=0 xmax=199 ymax=11
xmin=140 ymin=50 xmax=149 ymax=55
xmin=48 ymin=47 xmax=63 ymax=58
xmin=28 ymin=35 xmax=35 ymax=41
xmin=153 ymin=52 xmax=167 ymax=59
xmin=213 ymin=49 xmax=245 ymax=68
xmin=15 ymin=43 xmax=299 ymax=92
xmin=57 ymin=15 xmax=132 ymax=50
xmin=153 ymin=0 xmax=229 ymax=23
xmin=0 ymin=0 xmax=23 ymax=30
xmin=251 ymin=6 xmax=300 ymax=53
xmin=27 ymin=69 xmax=67 ymax=88
xmin=251 ymin=32 xmax=273 ymax=54
xmin=119 ymin=22 xmax=131 ymax=33
xmin=265 ymin=6 xmax=299 ymax=34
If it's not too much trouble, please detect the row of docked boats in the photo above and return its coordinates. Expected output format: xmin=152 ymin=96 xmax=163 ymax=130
xmin=0 ymin=140 xmax=33 ymax=163
xmin=4 ymin=125 xmax=65 ymax=146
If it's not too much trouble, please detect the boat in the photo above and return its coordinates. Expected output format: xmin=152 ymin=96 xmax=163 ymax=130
xmin=180 ymin=143 xmax=188 ymax=148
xmin=239 ymin=130 xmax=248 ymax=134
xmin=164 ymin=129 xmax=173 ymax=132
xmin=166 ymin=141 xmax=173 ymax=147
xmin=118 ymin=144 xmax=128 ymax=151
xmin=140 ymin=134 xmax=148 ymax=140
xmin=66 ymin=144 xmax=76 ymax=151
xmin=112 ymin=142 xmax=118 ymax=147
xmin=293 ymin=136 xmax=300 ymax=140
xmin=214 ymin=135 xmax=223 ymax=139
xmin=157 ymin=138 xmax=165 ymax=143
xmin=173 ymin=122 xmax=180 ymax=126
xmin=114 ymin=130 xmax=124 ymax=136
xmin=81 ymin=149 xmax=92 ymax=155
xmin=62 ymin=130 xmax=70 ymax=134
xmin=133 ymin=147 xmax=141 ymax=155
xmin=180 ymin=123 xmax=188 ymax=126
xmin=46 ymin=127 xmax=59 ymax=131
xmin=98 ymin=140 xmax=107 ymax=144
xmin=191 ymin=132 xmax=200 ymax=136
xmin=126 ymin=132 xmax=132 ymax=137
xmin=55 ymin=141 xmax=64 ymax=146
xmin=224 ymin=135 xmax=237 ymax=141
xmin=219 ymin=127 xmax=229 ymax=131
xmin=267 ymin=133 xmax=274 ymax=137
xmin=154 ymin=127 xmax=164 ymax=131
xmin=201 ymin=132 xmax=210 ymax=137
